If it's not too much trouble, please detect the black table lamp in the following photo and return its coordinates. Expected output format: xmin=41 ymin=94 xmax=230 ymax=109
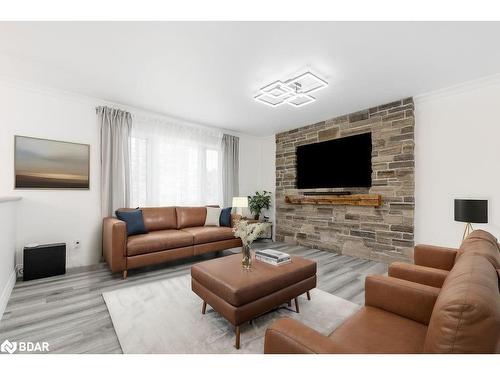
xmin=454 ymin=199 xmax=488 ymax=240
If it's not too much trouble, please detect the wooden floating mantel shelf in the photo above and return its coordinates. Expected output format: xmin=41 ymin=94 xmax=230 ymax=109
xmin=285 ymin=194 xmax=382 ymax=207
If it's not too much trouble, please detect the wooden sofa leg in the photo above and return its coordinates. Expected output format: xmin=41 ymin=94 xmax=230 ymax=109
xmin=123 ymin=269 xmax=128 ymax=279
xmin=235 ymin=325 xmax=240 ymax=349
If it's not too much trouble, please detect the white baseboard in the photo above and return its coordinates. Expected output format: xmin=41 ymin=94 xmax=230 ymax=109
xmin=0 ymin=269 xmax=16 ymax=322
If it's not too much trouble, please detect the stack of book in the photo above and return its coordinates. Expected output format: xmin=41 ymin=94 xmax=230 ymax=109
xmin=255 ymin=249 xmax=291 ymax=266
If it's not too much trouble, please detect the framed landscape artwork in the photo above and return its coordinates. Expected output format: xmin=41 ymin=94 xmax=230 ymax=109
xmin=15 ymin=135 xmax=90 ymax=189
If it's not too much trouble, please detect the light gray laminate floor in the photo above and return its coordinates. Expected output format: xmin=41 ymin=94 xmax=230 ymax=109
xmin=0 ymin=242 xmax=387 ymax=354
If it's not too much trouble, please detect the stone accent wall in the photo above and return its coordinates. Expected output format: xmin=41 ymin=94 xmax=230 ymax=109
xmin=275 ymin=98 xmax=415 ymax=263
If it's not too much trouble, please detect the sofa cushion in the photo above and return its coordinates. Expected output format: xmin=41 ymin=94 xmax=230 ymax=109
xmin=181 ymin=226 xmax=235 ymax=245
xmin=457 ymin=229 xmax=500 ymax=268
xmin=115 ymin=209 xmax=148 ymax=236
xmin=140 ymin=207 xmax=177 ymax=231
xmin=424 ymin=254 xmax=500 ymax=353
xmin=204 ymin=207 xmax=221 ymax=227
xmin=127 ymin=229 xmax=194 ymax=256
xmin=219 ymin=207 xmax=232 ymax=227
xmin=329 ymin=306 xmax=427 ymax=353
xmin=176 ymin=207 xmax=207 ymax=229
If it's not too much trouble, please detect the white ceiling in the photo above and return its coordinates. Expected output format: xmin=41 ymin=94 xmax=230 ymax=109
xmin=1 ymin=22 xmax=500 ymax=136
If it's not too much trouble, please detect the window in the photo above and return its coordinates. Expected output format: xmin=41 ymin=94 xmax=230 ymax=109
xmin=129 ymin=118 xmax=223 ymax=207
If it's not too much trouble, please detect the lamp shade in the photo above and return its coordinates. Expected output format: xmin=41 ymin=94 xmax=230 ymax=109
xmin=454 ymin=199 xmax=488 ymax=223
xmin=232 ymin=196 xmax=248 ymax=208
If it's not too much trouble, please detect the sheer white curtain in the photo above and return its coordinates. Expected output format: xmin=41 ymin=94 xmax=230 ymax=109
xmin=129 ymin=116 xmax=223 ymax=207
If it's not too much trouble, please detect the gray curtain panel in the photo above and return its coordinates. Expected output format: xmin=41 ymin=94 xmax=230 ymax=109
xmin=222 ymin=134 xmax=239 ymax=207
xmin=97 ymin=106 xmax=132 ymax=217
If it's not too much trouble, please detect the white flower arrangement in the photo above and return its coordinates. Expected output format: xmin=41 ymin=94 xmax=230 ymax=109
xmin=233 ymin=220 xmax=270 ymax=247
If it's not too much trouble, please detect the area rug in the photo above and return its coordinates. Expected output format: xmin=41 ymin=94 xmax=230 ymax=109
xmin=103 ymin=275 xmax=360 ymax=354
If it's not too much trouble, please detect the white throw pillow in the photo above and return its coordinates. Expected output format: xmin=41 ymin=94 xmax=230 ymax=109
xmin=204 ymin=207 xmax=221 ymax=227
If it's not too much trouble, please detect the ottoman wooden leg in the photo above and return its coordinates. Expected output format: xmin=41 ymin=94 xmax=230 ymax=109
xmin=235 ymin=326 xmax=240 ymax=349
xmin=294 ymin=297 xmax=299 ymax=313
xmin=287 ymin=300 xmax=292 ymax=307
xmin=202 ymin=301 xmax=207 ymax=315
xmin=306 ymin=291 xmax=311 ymax=300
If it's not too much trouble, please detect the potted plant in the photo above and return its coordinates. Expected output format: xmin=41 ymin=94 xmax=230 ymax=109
xmin=248 ymin=191 xmax=272 ymax=220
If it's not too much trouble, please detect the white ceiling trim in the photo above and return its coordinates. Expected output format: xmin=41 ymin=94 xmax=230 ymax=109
xmin=414 ymin=72 xmax=500 ymax=103
xmin=0 ymin=75 xmax=252 ymax=138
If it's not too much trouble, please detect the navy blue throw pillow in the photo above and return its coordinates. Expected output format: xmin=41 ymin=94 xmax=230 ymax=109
xmin=115 ymin=209 xmax=148 ymax=236
xmin=219 ymin=207 xmax=232 ymax=227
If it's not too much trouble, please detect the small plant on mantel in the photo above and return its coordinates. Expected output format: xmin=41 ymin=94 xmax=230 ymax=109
xmin=248 ymin=190 xmax=272 ymax=220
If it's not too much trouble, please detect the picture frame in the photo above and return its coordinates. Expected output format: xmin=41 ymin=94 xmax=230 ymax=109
xmin=14 ymin=135 xmax=90 ymax=189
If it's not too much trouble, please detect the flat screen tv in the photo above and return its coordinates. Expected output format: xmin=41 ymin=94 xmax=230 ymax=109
xmin=296 ymin=132 xmax=372 ymax=189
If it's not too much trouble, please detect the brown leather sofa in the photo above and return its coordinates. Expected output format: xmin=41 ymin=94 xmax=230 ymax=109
xmin=389 ymin=230 xmax=500 ymax=288
xmin=264 ymin=230 xmax=500 ymax=354
xmin=103 ymin=206 xmax=242 ymax=278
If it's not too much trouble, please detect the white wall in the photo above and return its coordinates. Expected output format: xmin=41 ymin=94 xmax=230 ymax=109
xmin=0 ymin=80 xmax=274 ymax=270
xmin=415 ymin=76 xmax=500 ymax=248
xmin=239 ymin=135 xmax=276 ymax=226
xmin=0 ymin=84 xmax=102 ymax=268
xmin=0 ymin=199 xmax=20 ymax=320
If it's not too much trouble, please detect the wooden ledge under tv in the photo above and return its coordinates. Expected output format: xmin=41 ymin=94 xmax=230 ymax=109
xmin=285 ymin=194 xmax=382 ymax=207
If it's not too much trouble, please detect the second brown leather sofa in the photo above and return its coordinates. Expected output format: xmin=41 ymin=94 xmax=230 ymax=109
xmin=389 ymin=230 xmax=500 ymax=288
xmin=103 ymin=206 xmax=242 ymax=278
xmin=264 ymin=230 xmax=500 ymax=354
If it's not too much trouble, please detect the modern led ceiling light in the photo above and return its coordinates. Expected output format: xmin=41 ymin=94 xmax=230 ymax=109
xmin=254 ymin=80 xmax=295 ymax=107
xmin=286 ymin=72 xmax=328 ymax=94
xmin=287 ymin=93 xmax=315 ymax=107
xmin=254 ymin=71 xmax=328 ymax=107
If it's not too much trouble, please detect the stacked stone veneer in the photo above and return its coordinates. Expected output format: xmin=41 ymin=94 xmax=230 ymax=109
xmin=275 ymin=98 xmax=415 ymax=263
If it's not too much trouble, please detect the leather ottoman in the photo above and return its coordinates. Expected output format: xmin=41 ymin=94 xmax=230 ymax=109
xmin=191 ymin=253 xmax=317 ymax=349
